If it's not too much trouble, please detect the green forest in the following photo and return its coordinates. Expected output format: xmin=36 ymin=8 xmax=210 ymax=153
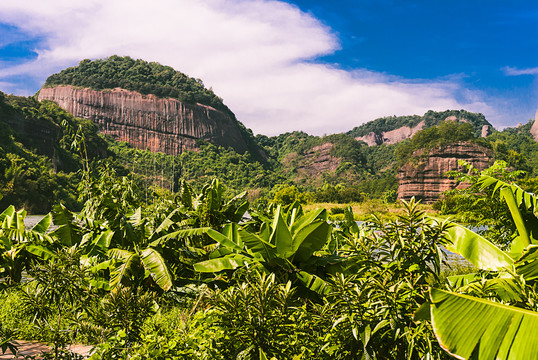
xmin=1 ymin=160 xmax=538 ymax=359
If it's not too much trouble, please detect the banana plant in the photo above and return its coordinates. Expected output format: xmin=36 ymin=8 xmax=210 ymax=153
xmin=194 ymin=204 xmax=333 ymax=295
xmin=424 ymin=175 xmax=538 ymax=359
xmin=0 ymin=206 xmax=55 ymax=286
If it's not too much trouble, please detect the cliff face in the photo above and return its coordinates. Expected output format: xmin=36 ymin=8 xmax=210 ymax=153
xmin=38 ymin=85 xmax=254 ymax=155
xmin=397 ymin=142 xmax=494 ymax=203
xmin=531 ymin=110 xmax=538 ymax=141
xmin=356 ymin=121 xmax=425 ymax=146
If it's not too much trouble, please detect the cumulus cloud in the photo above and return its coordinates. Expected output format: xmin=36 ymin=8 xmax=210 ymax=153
xmin=0 ymin=0 xmax=496 ymax=135
xmin=503 ymin=66 xmax=538 ymax=76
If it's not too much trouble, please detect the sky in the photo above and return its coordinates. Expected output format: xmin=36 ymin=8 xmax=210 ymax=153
xmin=0 ymin=0 xmax=536 ymax=136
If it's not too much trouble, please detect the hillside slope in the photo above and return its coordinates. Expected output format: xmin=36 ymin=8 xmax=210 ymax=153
xmin=39 ymin=56 xmax=265 ymax=160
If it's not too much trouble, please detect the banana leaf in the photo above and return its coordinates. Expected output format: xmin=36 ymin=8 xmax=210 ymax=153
xmin=444 ymin=222 xmax=513 ymax=271
xmin=514 ymin=244 xmax=538 ymax=281
xmin=194 ymin=254 xmax=254 ymax=272
xmin=141 ymin=248 xmax=173 ymax=291
xmin=430 ymin=288 xmax=538 ymax=360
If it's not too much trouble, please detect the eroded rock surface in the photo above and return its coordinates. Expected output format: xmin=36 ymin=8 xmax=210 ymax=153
xmin=38 ymin=86 xmax=254 ymax=155
xmin=356 ymin=121 xmax=425 ymax=146
xmin=397 ymin=142 xmax=494 ymax=203
xmin=531 ymin=110 xmax=538 ymax=141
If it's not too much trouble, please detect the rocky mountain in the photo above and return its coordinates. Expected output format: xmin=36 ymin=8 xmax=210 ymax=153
xmin=530 ymin=110 xmax=538 ymax=141
xmin=38 ymin=57 xmax=265 ymax=160
xmin=38 ymin=85 xmax=256 ymax=156
xmin=348 ymin=110 xmax=492 ymax=146
xmin=397 ymin=141 xmax=494 ymax=203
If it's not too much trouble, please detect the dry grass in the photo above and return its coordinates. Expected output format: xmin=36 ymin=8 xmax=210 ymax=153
xmin=304 ymin=200 xmax=440 ymax=221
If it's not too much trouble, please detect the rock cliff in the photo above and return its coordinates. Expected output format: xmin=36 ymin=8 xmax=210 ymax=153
xmin=356 ymin=121 xmax=426 ymax=146
xmin=531 ymin=109 xmax=538 ymax=141
xmin=38 ymin=85 xmax=257 ymax=156
xmin=397 ymin=142 xmax=494 ymax=203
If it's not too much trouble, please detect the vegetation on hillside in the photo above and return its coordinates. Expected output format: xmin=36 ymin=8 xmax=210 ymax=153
xmin=347 ymin=109 xmax=491 ymax=138
xmin=44 ymin=56 xmax=231 ymax=115
xmin=0 ymin=92 xmax=108 ymax=212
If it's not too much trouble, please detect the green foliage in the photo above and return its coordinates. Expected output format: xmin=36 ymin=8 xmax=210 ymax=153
xmin=207 ymin=272 xmax=312 ymax=359
xmin=21 ymin=248 xmax=90 ymax=358
xmin=272 ymin=185 xmax=309 ymax=205
xmin=486 ymin=121 xmax=538 ymax=175
xmin=395 ymin=120 xmax=481 ymax=166
xmin=0 ymin=92 xmax=108 ymax=213
xmin=435 ymin=161 xmax=527 ymax=249
xmin=348 ymin=109 xmax=491 ymax=138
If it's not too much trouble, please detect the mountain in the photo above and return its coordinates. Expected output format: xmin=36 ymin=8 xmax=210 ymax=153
xmin=38 ymin=56 xmax=265 ymax=160
xmin=1 ymin=55 xmax=535 ymax=212
xmin=347 ymin=110 xmax=492 ymax=146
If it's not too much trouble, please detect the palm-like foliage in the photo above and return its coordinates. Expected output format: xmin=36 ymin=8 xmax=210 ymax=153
xmin=428 ymin=175 xmax=538 ymax=359
xmin=194 ymin=203 xmax=333 ymax=294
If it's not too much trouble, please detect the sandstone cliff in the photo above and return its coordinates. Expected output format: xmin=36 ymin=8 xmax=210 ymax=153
xmin=38 ymin=85 xmax=258 ymax=156
xmin=531 ymin=110 xmax=538 ymax=141
xmin=397 ymin=142 xmax=494 ymax=203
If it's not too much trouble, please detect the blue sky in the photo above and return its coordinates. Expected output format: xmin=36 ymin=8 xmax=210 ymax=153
xmin=0 ymin=0 xmax=536 ymax=135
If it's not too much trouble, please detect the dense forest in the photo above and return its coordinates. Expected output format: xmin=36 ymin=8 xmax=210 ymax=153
xmin=1 ymin=56 xmax=537 ymax=213
xmin=2 ymin=85 xmax=537 ymax=213
xmin=1 ymin=158 xmax=538 ymax=358
xmin=347 ymin=109 xmax=492 ymax=138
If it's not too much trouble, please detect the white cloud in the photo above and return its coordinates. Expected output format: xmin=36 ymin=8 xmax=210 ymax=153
xmin=503 ymin=66 xmax=538 ymax=76
xmin=0 ymin=0 xmax=497 ymax=135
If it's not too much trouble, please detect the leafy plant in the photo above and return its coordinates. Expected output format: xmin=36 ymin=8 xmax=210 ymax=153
xmin=194 ymin=203 xmax=333 ymax=296
xmin=426 ymin=175 xmax=538 ymax=359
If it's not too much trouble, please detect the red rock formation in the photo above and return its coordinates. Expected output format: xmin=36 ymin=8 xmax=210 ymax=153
xmin=397 ymin=142 xmax=494 ymax=203
xmin=531 ymin=109 xmax=538 ymax=141
xmin=38 ymin=85 xmax=254 ymax=155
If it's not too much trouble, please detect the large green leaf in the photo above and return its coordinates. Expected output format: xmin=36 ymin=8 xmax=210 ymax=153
xmin=222 ymin=223 xmax=242 ymax=248
xmin=290 ymin=208 xmax=327 ymax=234
xmin=207 ymin=228 xmax=242 ymax=252
xmin=25 ymin=245 xmax=57 ymax=261
xmin=502 ymin=187 xmax=531 ymax=256
xmin=193 ymin=254 xmax=254 ymax=272
xmin=150 ymin=227 xmax=210 ymax=246
xmin=109 ymin=252 xmax=140 ymax=288
xmin=295 ymin=222 xmax=331 ymax=262
xmin=140 ymin=248 xmax=173 ymax=291
xmin=445 ymin=222 xmax=513 ymax=271
xmin=31 ymin=213 xmax=52 ymax=234
xmin=514 ymin=244 xmax=538 ymax=281
xmin=430 ymin=288 xmax=538 ymax=360
xmin=87 ymin=230 xmax=114 ymax=256
xmin=50 ymin=204 xmax=81 ymax=246
xmin=271 ymin=206 xmax=294 ymax=257
xmin=478 ymin=175 xmax=538 ymax=211
xmin=296 ymin=271 xmax=330 ymax=295
xmin=239 ymin=229 xmax=276 ymax=260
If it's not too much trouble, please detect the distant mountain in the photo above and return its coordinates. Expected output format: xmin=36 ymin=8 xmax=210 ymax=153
xmin=347 ymin=110 xmax=492 ymax=146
